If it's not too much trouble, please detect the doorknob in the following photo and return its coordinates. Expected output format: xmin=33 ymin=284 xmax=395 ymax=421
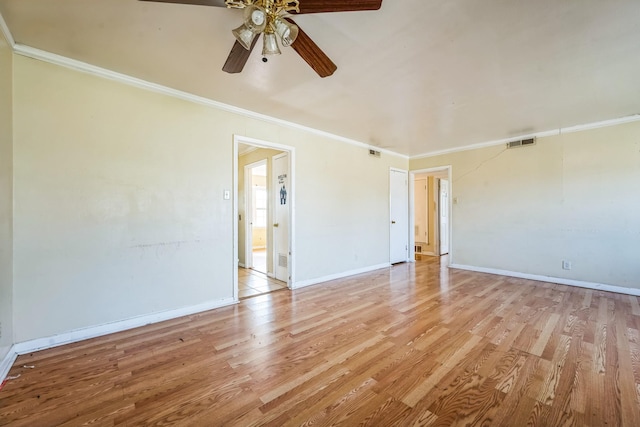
xmin=273 ymin=223 xmax=279 ymax=227
xmin=391 ymin=221 xmax=396 ymax=224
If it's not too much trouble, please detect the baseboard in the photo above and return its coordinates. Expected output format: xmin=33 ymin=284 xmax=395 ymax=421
xmin=238 ymin=262 xmax=246 ymax=268
xmin=450 ymin=264 xmax=640 ymax=297
xmin=292 ymin=263 xmax=391 ymax=290
xmin=0 ymin=346 xmax=18 ymax=383
xmin=13 ymin=297 xmax=237 ymax=355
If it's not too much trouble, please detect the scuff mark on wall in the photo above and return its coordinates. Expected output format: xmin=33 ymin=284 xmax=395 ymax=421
xmin=129 ymin=240 xmax=204 ymax=259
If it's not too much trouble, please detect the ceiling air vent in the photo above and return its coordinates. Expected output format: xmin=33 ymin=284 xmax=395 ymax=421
xmin=507 ymin=137 xmax=536 ymax=149
xmin=369 ymin=149 xmax=381 ymax=158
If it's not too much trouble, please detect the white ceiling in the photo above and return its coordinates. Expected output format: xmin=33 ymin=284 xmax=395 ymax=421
xmin=1 ymin=0 xmax=639 ymax=157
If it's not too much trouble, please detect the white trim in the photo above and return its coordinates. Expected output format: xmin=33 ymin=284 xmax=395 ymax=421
xmin=233 ymin=139 xmax=240 ymax=302
xmin=238 ymin=262 xmax=246 ymax=268
xmin=292 ymin=263 xmax=391 ymax=290
xmin=450 ymin=264 xmax=640 ymax=297
xmin=12 ymin=298 xmax=236 ymax=355
xmin=0 ymin=12 xmax=15 ymax=48
xmin=389 ymin=167 xmax=407 ymax=173
xmin=233 ymin=135 xmax=296 ymax=153
xmin=0 ymin=346 xmax=18 ymax=383
xmin=411 ymin=114 xmax=640 ymax=160
xmin=408 ymin=173 xmax=415 ymax=264
xmin=560 ymin=114 xmax=640 ymax=134
xmin=12 ymin=44 xmax=407 ymax=160
xmin=8 ymin=42 xmax=639 ymax=162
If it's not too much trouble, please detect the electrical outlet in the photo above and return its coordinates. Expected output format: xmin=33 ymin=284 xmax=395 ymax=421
xmin=562 ymin=260 xmax=572 ymax=270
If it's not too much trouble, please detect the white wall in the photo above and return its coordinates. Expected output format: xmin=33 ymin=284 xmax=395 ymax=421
xmin=0 ymin=31 xmax=13 ymax=361
xmin=295 ymin=140 xmax=402 ymax=280
xmin=12 ymin=55 xmax=407 ymax=343
xmin=410 ymin=121 xmax=640 ymax=289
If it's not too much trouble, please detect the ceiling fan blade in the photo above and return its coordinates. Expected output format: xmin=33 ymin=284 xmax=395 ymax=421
xmin=295 ymin=0 xmax=382 ymax=14
xmin=287 ymin=19 xmax=337 ymax=78
xmin=222 ymin=37 xmax=259 ymax=74
xmin=138 ymin=0 xmax=226 ymax=7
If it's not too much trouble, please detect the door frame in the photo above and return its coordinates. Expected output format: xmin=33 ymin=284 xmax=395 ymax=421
xmin=233 ymin=135 xmax=296 ymax=301
xmin=389 ymin=167 xmax=410 ymax=264
xmin=409 ymin=166 xmax=453 ymax=266
xmin=243 ymin=159 xmax=267 ymax=270
xmin=438 ymin=178 xmax=449 ymax=255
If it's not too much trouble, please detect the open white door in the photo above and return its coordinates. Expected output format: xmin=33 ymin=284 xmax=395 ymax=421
xmin=272 ymin=153 xmax=290 ymax=283
xmin=244 ymin=164 xmax=254 ymax=269
xmin=439 ymin=179 xmax=449 ymax=255
xmin=390 ymin=169 xmax=409 ymax=264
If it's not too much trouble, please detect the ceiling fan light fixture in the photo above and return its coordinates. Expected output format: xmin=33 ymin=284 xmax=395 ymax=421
xmin=243 ymin=4 xmax=267 ymax=32
xmin=262 ymin=32 xmax=281 ymax=55
xmin=274 ymin=18 xmax=298 ymax=47
xmin=232 ymin=23 xmax=258 ymax=50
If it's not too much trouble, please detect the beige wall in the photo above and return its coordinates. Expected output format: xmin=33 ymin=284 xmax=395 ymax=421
xmin=252 ymin=228 xmax=266 ymax=249
xmin=12 ymin=55 xmax=407 ymax=342
xmin=410 ymin=121 xmax=640 ymax=289
xmin=0 ymin=32 xmax=13 ymax=360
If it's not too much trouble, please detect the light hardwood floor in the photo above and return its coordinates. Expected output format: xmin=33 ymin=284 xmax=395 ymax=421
xmin=1 ymin=256 xmax=640 ymax=426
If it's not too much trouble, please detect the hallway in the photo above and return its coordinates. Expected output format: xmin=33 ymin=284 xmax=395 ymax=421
xmin=238 ymin=266 xmax=287 ymax=299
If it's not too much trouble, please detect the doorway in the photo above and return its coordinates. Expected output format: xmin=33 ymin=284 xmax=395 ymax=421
xmin=234 ymin=136 xmax=295 ymax=300
xmin=411 ymin=167 xmax=452 ymax=260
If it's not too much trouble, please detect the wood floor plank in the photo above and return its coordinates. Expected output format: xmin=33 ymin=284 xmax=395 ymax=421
xmin=1 ymin=256 xmax=639 ymax=426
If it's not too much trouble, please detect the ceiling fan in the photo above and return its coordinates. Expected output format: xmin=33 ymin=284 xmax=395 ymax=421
xmin=139 ymin=0 xmax=383 ymax=77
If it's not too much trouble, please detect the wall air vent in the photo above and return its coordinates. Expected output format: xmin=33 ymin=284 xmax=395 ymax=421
xmin=507 ymin=137 xmax=536 ymax=149
xmin=369 ymin=149 xmax=381 ymax=158
xmin=278 ymin=254 xmax=288 ymax=268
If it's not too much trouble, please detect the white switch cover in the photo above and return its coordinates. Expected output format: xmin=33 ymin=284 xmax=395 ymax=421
xmin=224 ymin=190 xmax=230 ymax=200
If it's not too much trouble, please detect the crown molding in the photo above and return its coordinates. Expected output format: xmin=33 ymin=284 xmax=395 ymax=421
xmin=12 ymin=43 xmax=408 ymax=160
xmin=0 ymin=11 xmax=15 ymax=47
xmin=411 ymin=114 xmax=640 ymax=160
xmin=9 ymin=35 xmax=638 ymax=162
